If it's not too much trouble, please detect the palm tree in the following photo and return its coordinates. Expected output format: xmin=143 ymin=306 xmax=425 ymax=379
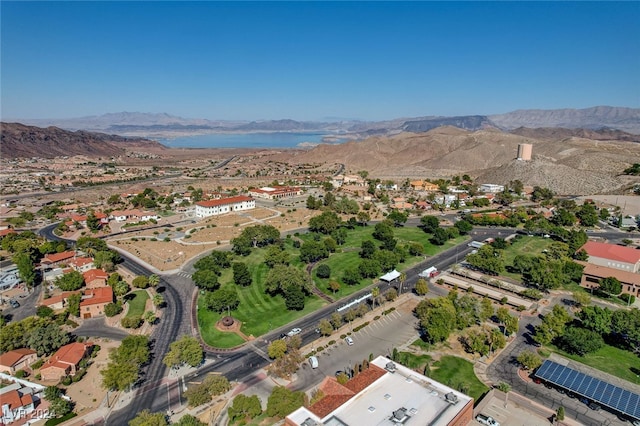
xmin=399 ymin=272 xmax=407 ymax=295
xmin=371 ymin=287 xmax=380 ymax=309
xmin=148 ymin=274 xmax=160 ymax=287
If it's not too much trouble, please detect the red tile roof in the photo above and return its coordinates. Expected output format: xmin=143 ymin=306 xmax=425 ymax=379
xmin=580 ymin=241 xmax=640 ymax=264
xmin=343 ymin=363 xmax=386 ymax=394
xmin=0 ymin=348 xmax=36 ymax=368
xmin=42 ymin=251 xmax=76 ymax=263
xmin=580 ymin=262 xmax=640 ymax=285
xmin=83 ymin=268 xmax=108 ymax=283
xmin=196 ymin=195 xmax=253 ymax=208
xmin=0 ymin=228 xmax=17 ymax=237
xmin=68 ymin=257 xmax=94 ymax=268
xmin=81 ymin=286 xmax=114 ymax=306
xmin=42 ymin=342 xmax=92 ymax=369
xmin=1 ymin=389 xmax=33 ymax=410
xmin=40 ymin=291 xmax=81 ymax=307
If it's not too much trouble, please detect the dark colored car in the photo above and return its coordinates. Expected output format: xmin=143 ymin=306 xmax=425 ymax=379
xmin=9 ymin=300 xmax=20 ymax=308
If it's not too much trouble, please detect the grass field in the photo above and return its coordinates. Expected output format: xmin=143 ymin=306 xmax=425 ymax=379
xmin=196 ymin=297 xmax=246 ymax=348
xmin=306 ymin=226 xmax=467 ymax=299
xmin=197 ymin=245 xmax=326 ymax=345
xmin=429 ymin=355 xmax=490 ymax=402
xmin=548 ymin=343 xmax=640 ymax=385
xmin=501 ymin=236 xmax=556 ymax=280
xmin=125 ymin=290 xmax=148 ymax=318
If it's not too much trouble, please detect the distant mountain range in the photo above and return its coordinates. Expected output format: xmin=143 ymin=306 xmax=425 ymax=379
xmin=11 ymin=106 xmax=640 ymax=137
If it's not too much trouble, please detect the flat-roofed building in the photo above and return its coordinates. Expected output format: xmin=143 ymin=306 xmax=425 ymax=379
xmin=195 ymin=196 xmax=255 ymax=218
xmin=285 ymin=356 xmax=473 ymax=426
xmin=579 ymin=262 xmax=640 ymax=297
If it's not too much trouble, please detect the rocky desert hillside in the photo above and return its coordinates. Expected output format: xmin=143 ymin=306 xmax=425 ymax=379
xmin=0 ymin=122 xmax=166 ymax=158
xmin=285 ymin=126 xmax=640 ymax=195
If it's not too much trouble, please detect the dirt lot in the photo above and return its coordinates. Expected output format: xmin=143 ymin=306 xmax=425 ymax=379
xmin=108 ymin=206 xmax=320 ymax=271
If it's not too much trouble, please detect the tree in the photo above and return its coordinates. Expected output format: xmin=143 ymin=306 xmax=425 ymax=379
xmin=132 ymin=276 xmax=150 ymax=289
xmin=357 ymin=211 xmax=371 ymax=226
xmin=163 ymin=336 xmax=204 ymax=368
xmin=318 ymin=319 xmax=333 ymax=336
xmin=268 ymin=339 xmax=288 ymax=359
xmin=316 ymin=264 xmax=331 ymax=279
xmin=55 ymin=271 xmax=84 ymax=291
xmin=152 ymin=294 xmax=165 ymax=308
xmin=266 ymin=386 xmax=305 ymax=418
xmin=264 ymin=245 xmax=290 ymax=268
xmin=420 ymin=215 xmax=440 ymax=233
xmin=128 ymin=410 xmax=168 ymax=426
xmin=228 ymin=394 xmax=262 ymax=422
xmin=299 ymin=240 xmax=329 ymax=263
xmin=330 ymin=312 xmax=343 ymax=329
xmin=415 ymin=278 xmax=429 ymax=296
xmin=328 ymin=280 xmax=341 ymax=294
xmin=416 ymin=297 xmax=457 ymax=343
xmin=67 ymin=293 xmax=81 ymax=317
xmin=599 ymin=276 xmax=622 ymax=296
xmin=387 ymin=210 xmax=408 ymax=227
xmin=174 ymin=415 xmax=206 ymax=426
xmin=342 ymin=267 xmax=361 ymax=286
xmin=14 ymin=253 xmax=36 ymax=288
xmin=232 ymin=262 xmax=252 ymax=287
xmin=192 ymin=269 xmax=220 ymax=291
xmin=454 ymin=220 xmax=473 ymax=235
xmin=385 ymin=288 xmax=398 ymax=302
xmin=147 ymin=274 xmax=160 ymax=287
xmin=283 ymin=284 xmax=306 ymax=310
xmin=358 ymin=259 xmax=381 ymax=278
xmin=429 ymin=227 xmax=449 ymax=246
xmin=114 ymin=280 xmax=130 ymax=297
xmin=371 ymin=286 xmax=380 ymax=309
xmin=27 ymin=323 xmax=71 ymax=356
xmin=466 ymin=245 xmax=505 ymax=276
xmin=101 ymin=335 xmax=150 ymax=391
xmin=556 ymin=406 xmax=565 ymax=422
xmin=203 ymin=286 xmax=239 ymax=313
xmin=308 ymin=211 xmax=341 ymax=234
xmin=558 ymin=326 xmax=604 ymax=355
xmin=360 ymin=240 xmax=376 ymax=259
xmin=479 ymin=297 xmax=494 ymax=322
xmin=264 ymin=265 xmax=310 ymax=295
xmin=105 ymin=302 xmax=124 ymax=317
xmin=517 ymin=350 xmax=542 ymax=370
xmin=36 ymin=306 xmax=54 ymax=318
xmin=577 ymin=305 xmax=612 ymax=335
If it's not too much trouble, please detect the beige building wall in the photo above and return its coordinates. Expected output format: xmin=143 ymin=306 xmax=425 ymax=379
xmin=517 ymin=143 xmax=533 ymax=160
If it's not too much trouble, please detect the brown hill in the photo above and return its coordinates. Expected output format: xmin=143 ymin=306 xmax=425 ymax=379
xmin=0 ymin=122 xmax=166 ymax=159
xmin=285 ymin=126 xmax=640 ymax=195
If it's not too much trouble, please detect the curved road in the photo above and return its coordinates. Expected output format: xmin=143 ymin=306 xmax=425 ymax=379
xmin=38 ymin=222 xmax=633 ymax=423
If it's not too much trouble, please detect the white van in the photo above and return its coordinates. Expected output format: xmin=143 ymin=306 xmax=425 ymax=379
xmin=309 ymin=356 xmax=319 ymax=369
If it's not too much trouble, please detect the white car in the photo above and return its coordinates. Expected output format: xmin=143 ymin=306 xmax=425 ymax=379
xmin=287 ymin=328 xmax=302 ymax=337
xmin=345 ymin=336 xmax=354 ymax=346
xmin=475 ymin=414 xmax=499 ymax=426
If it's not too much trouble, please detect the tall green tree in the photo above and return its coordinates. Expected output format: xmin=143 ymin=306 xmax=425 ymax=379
xmin=163 ymin=336 xmax=204 ymax=368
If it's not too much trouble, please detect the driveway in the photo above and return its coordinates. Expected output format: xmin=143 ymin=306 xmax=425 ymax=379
xmin=74 ymin=317 xmax=130 ymax=340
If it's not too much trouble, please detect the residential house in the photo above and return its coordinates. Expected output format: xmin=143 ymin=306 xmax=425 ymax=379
xmin=0 ymin=349 xmax=38 ymax=375
xmin=41 ymin=251 xmax=77 ymax=267
xmin=40 ymin=342 xmax=92 ymax=382
xmin=39 ymin=291 xmax=81 ymax=311
xmin=80 ymin=286 xmax=114 ymax=318
xmin=414 ymin=201 xmax=431 ymax=210
xmin=82 ymin=269 xmax=109 ymax=288
xmin=195 ymin=196 xmax=255 ymax=218
xmin=0 ymin=385 xmax=36 ymax=425
xmin=578 ymin=241 xmax=640 ymax=273
xmin=479 ymin=183 xmax=505 ymax=193
xmin=67 ymin=257 xmax=95 ymax=273
xmin=411 ymin=180 xmax=439 ymax=191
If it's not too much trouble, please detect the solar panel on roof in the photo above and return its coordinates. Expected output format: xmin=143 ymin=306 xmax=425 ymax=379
xmin=534 ymin=360 xmax=640 ymax=420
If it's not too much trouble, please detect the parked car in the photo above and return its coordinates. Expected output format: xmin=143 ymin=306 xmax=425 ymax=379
xmin=9 ymin=300 xmax=20 ymax=308
xmin=345 ymin=336 xmax=354 ymax=346
xmin=287 ymin=328 xmax=302 ymax=337
xmin=588 ymin=403 xmax=601 ymax=411
xmin=475 ymin=414 xmax=500 ymax=426
xmin=309 ymin=356 xmax=319 ymax=369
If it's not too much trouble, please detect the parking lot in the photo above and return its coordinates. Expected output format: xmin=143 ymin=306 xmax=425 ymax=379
xmin=293 ymin=303 xmax=421 ymax=391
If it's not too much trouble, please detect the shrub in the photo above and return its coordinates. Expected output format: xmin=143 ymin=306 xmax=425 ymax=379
xmin=316 ymin=264 xmax=331 ymax=279
xmin=31 ymin=359 xmax=44 ymax=369
xmin=516 ymin=305 xmax=526 ymax=312
xmin=353 ymin=322 xmax=370 ymax=332
xmin=328 ymin=340 xmax=336 ymax=346
xmin=619 ymin=293 xmax=636 ymax=304
xmin=340 ymin=334 xmax=347 ymax=339
xmin=15 ymin=370 xmax=27 ymax=378
xmin=499 ymin=297 xmax=508 ymax=305
xmin=373 ymin=315 xmax=380 ymax=320
xmin=61 ymin=376 xmax=72 ymax=386
xmin=104 ymin=302 xmax=123 ymax=317
xmin=65 ymin=319 xmax=79 ymax=328
xmin=72 ymin=369 xmax=87 ymax=382
xmin=163 ymin=237 xmax=170 ymax=242
xmin=121 ymin=316 xmax=143 ymax=329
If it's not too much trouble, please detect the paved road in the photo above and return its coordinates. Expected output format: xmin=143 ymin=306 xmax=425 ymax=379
xmin=74 ymin=317 xmax=130 ymax=341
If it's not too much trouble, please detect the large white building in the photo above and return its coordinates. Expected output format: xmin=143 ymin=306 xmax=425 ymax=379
xmin=479 ymin=184 xmax=505 ymax=193
xmin=248 ymin=186 xmax=303 ymax=200
xmin=195 ymin=196 xmax=255 ymax=218
xmin=286 ymin=356 xmax=474 ymax=426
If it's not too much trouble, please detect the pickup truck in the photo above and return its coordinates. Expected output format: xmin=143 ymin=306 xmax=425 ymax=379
xmin=476 ymin=414 xmax=500 ymax=426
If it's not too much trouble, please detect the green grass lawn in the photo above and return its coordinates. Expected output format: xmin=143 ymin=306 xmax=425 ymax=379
xmin=548 ymin=343 xmax=640 ymax=385
xmin=125 ymin=290 xmax=149 ymax=318
xmin=501 ymin=236 xmax=556 ymax=280
xmin=305 ymin=226 xmax=467 ymax=299
xmin=429 ymin=355 xmax=489 ymax=402
xmin=197 ymin=296 xmax=246 ymax=349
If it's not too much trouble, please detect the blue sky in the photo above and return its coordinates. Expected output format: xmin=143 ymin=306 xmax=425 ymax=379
xmin=2 ymin=1 xmax=639 ymax=121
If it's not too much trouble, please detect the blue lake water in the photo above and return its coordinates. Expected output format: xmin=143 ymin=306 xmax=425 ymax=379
xmin=158 ymin=132 xmax=332 ymax=149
